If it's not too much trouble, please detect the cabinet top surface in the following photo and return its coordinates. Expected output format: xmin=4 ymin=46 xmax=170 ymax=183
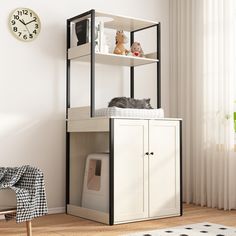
xmin=68 ymin=10 xmax=159 ymax=32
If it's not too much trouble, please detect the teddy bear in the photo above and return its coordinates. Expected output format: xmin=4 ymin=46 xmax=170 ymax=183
xmin=130 ymin=42 xmax=144 ymax=57
xmin=113 ymin=30 xmax=129 ymax=55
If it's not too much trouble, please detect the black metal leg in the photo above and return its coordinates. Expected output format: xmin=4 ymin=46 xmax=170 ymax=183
xmin=66 ymin=19 xmax=71 ymax=208
xmin=130 ymin=31 xmax=134 ymax=98
xmin=109 ymin=118 xmax=114 ymax=225
xmin=157 ymin=23 xmax=161 ymax=108
xmin=90 ymin=10 xmax=95 ymax=117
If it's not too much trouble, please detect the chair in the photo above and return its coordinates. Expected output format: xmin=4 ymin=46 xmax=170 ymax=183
xmin=0 ymin=166 xmax=47 ymax=235
xmin=0 ymin=206 xmax=32 ymax=236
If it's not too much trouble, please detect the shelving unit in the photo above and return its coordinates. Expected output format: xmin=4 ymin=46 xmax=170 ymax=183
xmin=66 ymin=9 xmax=161 ymax=118
xmin=66 ymin=9 xmax=182 ymax=225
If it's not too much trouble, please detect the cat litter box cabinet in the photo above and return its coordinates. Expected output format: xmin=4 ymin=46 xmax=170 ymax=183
xmin=66 ymin=113 xmax=182 ymax=225
xmin=66 ymin=10 xmax=182 ymax=225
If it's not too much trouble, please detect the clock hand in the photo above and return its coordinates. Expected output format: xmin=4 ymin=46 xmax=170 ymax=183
xmin=22 ymin=19 xmax=31 ymax=35
xmin=19 ymin=19 xmax=26 ymax=25
xmin=25 ymin=19 xmax=36 ymax=25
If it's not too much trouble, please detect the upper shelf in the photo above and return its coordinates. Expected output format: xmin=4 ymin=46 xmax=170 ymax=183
xmin=69 ymin=10 xmax=159 ymax=32
xmin=68 ymin=43 xmax=159 ymax=67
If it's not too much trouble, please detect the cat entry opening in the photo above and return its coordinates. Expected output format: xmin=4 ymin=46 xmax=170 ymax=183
xmin=82 ymin=153 xmax=109 ymax=212
xmin=87 ymin=159 xmax=101 ymax=191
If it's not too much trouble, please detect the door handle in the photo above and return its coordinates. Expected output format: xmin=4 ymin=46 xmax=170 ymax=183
xmin=145 ymin=152 xmax=154 ymax=156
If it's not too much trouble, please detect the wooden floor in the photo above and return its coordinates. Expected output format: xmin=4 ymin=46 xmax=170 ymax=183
xmin=0 ymin=204 xmax=236 ymax=236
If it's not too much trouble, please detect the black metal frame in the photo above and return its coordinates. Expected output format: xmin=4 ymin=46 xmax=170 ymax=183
xmin=66 ymin=9 xmax=163 ymax=222
xmin=90 ymin=10 xmax=96 ymax=117
xmin=66 ymin=9 xmax=95 ymax=209
xmin=130 ymin=23 xmax=161 ymax=107
xmin=109 ymin=119 xmax=114 ymax=225
xmin=156 ymin=23 xmax=161 ymax=108
xmin=180 ymin=120 xmax=183 ymax=216
xmin=130 ymin=32 xmax=134 ymax=98
xmin=66 ymin=17 xmax=71 ymax=209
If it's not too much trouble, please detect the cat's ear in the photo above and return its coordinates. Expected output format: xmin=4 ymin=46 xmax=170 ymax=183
xmin=146 ymin=98 xmax=151 ymax=103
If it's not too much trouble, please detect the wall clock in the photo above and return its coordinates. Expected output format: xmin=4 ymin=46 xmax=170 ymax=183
xmin=9 ymin=8 xmax=41 ymax=42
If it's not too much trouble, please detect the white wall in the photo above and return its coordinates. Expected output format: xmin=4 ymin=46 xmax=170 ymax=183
xmin=0 ymin=0 xmax=170 ymax=211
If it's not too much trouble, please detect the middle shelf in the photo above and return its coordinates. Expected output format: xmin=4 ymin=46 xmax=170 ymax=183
xmin=68 ymin=43 xmax=159 ymax=67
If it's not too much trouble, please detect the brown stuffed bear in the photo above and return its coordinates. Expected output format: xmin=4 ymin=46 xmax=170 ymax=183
xmin=113 ymin=30 xmax=129 ymax=55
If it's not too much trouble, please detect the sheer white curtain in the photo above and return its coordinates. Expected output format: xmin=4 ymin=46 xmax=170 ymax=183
xmin=170 ymin=0 xmax=236 ymax=209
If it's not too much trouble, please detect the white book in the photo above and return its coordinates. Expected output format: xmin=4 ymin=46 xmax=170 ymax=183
xmin=99 ymin=21 xmax=104 ymax=53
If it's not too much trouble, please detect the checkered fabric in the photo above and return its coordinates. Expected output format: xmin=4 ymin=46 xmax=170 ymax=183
xmin=0 ymin=165 xmax=48 ymax=223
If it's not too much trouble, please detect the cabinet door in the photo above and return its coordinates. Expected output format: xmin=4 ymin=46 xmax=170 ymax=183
xmin=113 ymin=119 xmax=148 ymax=223
xmin=149 ymin=120 xmax=180 ymax=217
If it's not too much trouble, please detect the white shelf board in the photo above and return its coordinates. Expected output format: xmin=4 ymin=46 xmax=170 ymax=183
xmin=80 ymin=53 xmax=158 ymax=67
xmin=68 ymin=44 xmax=158 ymax=67
xmin=95 ymin=11 xmax=158 ymax=32
xmin=70 ymin=10 xmax=159 ymax=32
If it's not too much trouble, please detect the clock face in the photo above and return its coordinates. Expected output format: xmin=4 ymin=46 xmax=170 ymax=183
xmin=9 ymin=8 xmax=41 ymax=42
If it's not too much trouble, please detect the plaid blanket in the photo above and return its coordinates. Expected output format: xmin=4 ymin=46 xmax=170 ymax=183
xmin=0 ymin=165 xmax=48 ymax=223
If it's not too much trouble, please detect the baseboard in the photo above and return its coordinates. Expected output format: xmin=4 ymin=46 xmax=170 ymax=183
xmin=0 ymin=207 xmax=66 ymax=220
xmin=48 ymin=207 xmax=66 ymax=214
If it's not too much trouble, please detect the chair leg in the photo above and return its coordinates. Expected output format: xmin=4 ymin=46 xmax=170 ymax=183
xmin=26 ymin=221 xmax=32 ymax=236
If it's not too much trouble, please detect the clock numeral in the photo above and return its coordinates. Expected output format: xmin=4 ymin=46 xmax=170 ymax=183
xmin=23 ymin=35 xmax=28 ymax=40
xmin=33 ymin=30 xmax=37 ymax=34
xmin=33 ymin=17 xmax=37 ymax=21
xmin=17 ymin=11 xmax=22 ymax=16
xmin=35 ymin=24 xmax=39 ymax=29
xmin=13 ymin=15 xmax=19 ymax=20
xmin=11 ymin=20 xmax=16 ymax=25
xmin=18 ymin=32 xmax=22 ymax=37
xmin=22 ymin=10 xmax=28 ymax=15
xmin=13 ymin=26 xmax=17 ymax=32
xmin=30 ymin=12 xmax=33 ymax=17
xmin=29 ymin=34 xmax=33 ymax=39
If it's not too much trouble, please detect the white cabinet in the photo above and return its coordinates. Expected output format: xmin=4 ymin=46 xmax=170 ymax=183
xmin=148 ymin=120 xmax=180 ymax=217
xmin=113 ymin=119 xmax=181 ymax=223
xmin=113 ymin=119 xmax=149 ymax=222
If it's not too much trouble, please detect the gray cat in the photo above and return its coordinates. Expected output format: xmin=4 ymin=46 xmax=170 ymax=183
xmin=108 ymin=97 xmax=153 ymax=109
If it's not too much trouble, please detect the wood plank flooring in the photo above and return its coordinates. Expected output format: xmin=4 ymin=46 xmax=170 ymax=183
xmin=0 ymin=204 xmax=236 ymax=236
